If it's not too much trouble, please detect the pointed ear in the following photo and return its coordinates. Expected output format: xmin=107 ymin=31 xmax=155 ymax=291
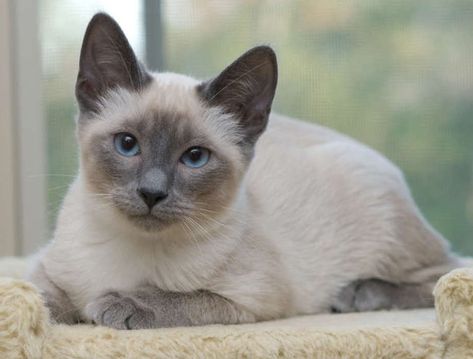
xmin=75 ymin=13 xmax=151 ymax=114
xmin=199 ymin=46 xmax=278 ymax=144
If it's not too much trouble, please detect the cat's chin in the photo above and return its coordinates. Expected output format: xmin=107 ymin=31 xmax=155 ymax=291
xmin=126 ymin=213 xmax=177 ymax=233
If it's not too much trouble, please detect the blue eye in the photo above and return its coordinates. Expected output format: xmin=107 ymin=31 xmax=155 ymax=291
xmin=180 ymin=147 xmax=210 ymax=168
xmin=114 ymin=133 xmax=140 ymax=157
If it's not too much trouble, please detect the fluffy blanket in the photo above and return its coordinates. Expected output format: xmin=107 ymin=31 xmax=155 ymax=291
xmin=0 ymin=256 xmax=471 ymax=358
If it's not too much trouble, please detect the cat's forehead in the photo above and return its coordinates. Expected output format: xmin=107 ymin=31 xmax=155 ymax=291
xmin=100 ymin=72 xmax=203 ymax=124
xmin=84 ymin=72 xmax=242 ymax=150
xmin=144 ymin=72 xmax=204 ymax=115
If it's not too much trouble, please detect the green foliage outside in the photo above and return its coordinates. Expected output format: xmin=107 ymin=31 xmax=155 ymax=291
xmin=43 ymin=0 xmax=473 ymax=253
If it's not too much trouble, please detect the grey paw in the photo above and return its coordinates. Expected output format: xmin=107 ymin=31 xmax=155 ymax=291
xmin=43 ymin=293 xmax=81 ymax=325
xmin=331 ymin=279 xmax=398 ymax=313
xmin=85 ymin=292 xmax=156 ymax=330
xmin=354 ymin=280 xmax=398 ymax=311
xmin=330 ymin=281 xmax=358 ymax=313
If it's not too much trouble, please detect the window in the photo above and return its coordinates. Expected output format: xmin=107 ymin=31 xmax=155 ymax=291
xmin=164 ymin=0 xmax=473 ymax=254
xmin=3 ymin=0 xmax=472 ymax=255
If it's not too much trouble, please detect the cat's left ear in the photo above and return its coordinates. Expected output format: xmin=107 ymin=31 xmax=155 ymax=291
xmin=76 ymin=13 xmax=151 ymax=114
xmin=199 ymin=46 xmax=278 ymax=145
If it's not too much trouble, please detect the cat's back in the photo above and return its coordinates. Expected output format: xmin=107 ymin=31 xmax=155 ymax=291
xmin=249 ymin=113 xmax=404 ymax=191
xmin=258 ymin=113 xmax=351 ymax=148
xmin=246 ymin=114 xmax=449 ymax=312
xmin=247 ymin=113 xmax=409 ymax=250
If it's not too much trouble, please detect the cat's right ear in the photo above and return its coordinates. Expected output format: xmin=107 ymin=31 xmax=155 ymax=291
xmin=198 ymin=46 xmax=278 ymax=146
xmin=75 ymin=13 xmax=151 ymax=114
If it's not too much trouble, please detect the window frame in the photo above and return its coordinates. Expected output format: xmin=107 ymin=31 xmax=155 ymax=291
xmin=144 ymin=0 xmax=165 ymax=70
xmin=0 ymin=0 xmax=18 ymax=256
xmin=0 ymin=0 xmax=47 ymax=256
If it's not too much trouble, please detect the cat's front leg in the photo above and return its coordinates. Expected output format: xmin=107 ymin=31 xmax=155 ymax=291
xmin=85 ymin=286 xmax=256 ymax=329
xmin=28 ymin=261 xmax=81 ymax=324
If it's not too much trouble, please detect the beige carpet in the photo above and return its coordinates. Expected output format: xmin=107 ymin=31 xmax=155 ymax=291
xmin=0 ymin=256 xmax=472 ymax=358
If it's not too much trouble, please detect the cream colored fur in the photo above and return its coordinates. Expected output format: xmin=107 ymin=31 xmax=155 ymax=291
xmin=30 ymin=72 xmax=459 ymax=324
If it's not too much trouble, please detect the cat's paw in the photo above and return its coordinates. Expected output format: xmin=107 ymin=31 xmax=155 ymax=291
xmin=42 ymin=293 xmax=81 ymax=325
xmin=330 ymin=281 xmax=359 ymax=313
xmin=85 ymin=291 xmax=156 ymax=330
xmin=330 ymin=279 xmax=397 ymax=313
xmin=351 ymin=279 xmax=397 ymax=311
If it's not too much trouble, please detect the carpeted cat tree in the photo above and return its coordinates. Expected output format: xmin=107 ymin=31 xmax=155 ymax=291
xmin=0 ymin=256 xmax=472 ymax=358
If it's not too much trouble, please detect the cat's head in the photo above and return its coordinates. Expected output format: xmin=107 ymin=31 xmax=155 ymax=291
xmin=75 ymin=13 xmax=277 ymax=233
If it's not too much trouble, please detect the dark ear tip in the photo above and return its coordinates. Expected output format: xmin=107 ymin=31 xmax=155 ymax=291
xmin=243 ymin=46 xmax=278 ymax=78
xmin=250 ymin=45 xmax=276 ymax=56
xmin=88 ymin=12 xmax=117 ymax=26
xmin=247 ymin=45 xmax=277 ymax=64
xmin=85 ymin=13 xmax=124 ymax=37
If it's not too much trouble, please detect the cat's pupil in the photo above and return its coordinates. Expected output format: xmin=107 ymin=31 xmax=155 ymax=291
xmin=122 ymin=135 xmax=136 ymax=150
xmin=189 ymin=148 xmax=202 ymax=162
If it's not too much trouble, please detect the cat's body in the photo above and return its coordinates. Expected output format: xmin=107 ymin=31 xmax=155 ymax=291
xmin=30 ymin=13 xmax=460 ymax=328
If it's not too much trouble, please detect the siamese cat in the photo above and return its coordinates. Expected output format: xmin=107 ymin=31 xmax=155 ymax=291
xmin=29 ymin=13 xmax=462 ymax=329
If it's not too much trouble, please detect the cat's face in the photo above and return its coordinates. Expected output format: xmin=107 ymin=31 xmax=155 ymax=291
xmin=78 ymin=78 xmax=245 ymax=231
xmin=74 ymin=13 xmax=277 ymax=233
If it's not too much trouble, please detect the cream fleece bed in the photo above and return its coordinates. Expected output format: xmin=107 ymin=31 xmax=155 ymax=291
xmin=0 ymin=257 xmax=472 ymax=359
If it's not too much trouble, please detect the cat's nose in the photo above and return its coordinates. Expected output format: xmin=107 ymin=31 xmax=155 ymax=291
xmin=138 ymin=188 xmax=168 ymax=209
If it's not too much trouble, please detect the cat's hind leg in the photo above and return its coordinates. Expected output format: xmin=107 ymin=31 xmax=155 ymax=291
xmin=330 ymin=278 xmax=435 ymax=313
xmin=331 ymin=254 xmax=466 ymax=313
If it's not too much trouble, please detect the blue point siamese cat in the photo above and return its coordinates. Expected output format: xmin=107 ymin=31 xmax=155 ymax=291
xmin=30 ymin=13 xmax=463 ymax=329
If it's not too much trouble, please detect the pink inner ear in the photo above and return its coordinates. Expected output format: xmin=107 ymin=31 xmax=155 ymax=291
xmin=253 ymin=97 xmax=269 ymax=112
xmin=77 ymin=76 xmax=99 ymax=98
xmin=78 ymin=78 xmax=94 ymax=93
xmin=251 ymin=82 xmax=274 ymax=112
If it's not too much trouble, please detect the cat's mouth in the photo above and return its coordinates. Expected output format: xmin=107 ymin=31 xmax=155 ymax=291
xmin=125 ymin=211 xmax=179 ymax=231
xmin=110 ymin=196 xmax=187 ymax=232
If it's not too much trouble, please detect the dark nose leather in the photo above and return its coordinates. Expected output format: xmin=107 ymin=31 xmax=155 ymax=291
xmin=138 ymin=188 xmax=168 ymax=209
